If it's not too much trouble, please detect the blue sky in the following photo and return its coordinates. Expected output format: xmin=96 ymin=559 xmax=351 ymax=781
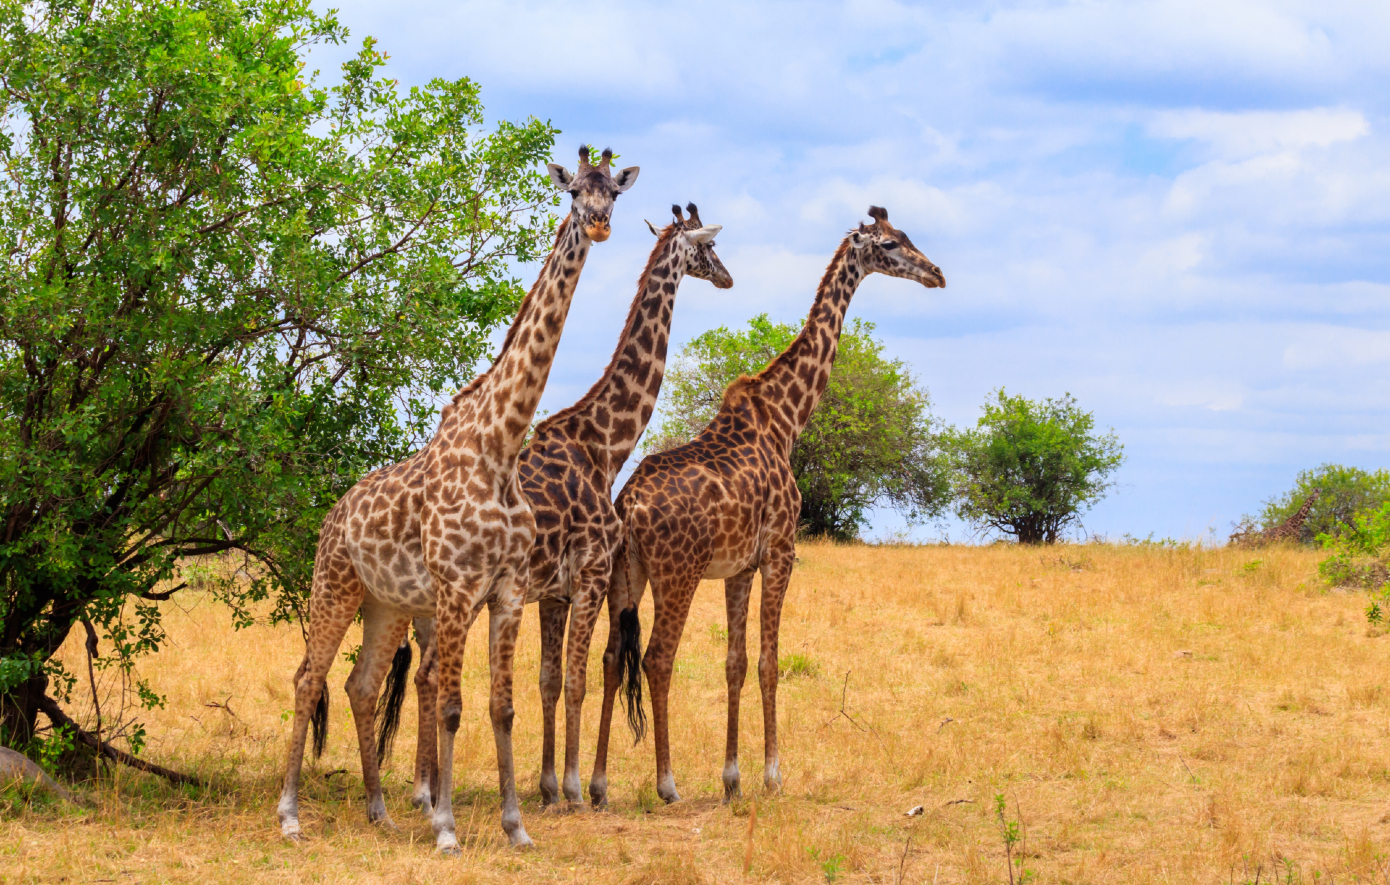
xmin=323 ymin=0 xmax=1390 ymax=541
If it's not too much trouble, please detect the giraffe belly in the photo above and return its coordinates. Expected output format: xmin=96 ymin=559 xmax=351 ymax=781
xmin=353 ymin=547 xmax=438 ymax=617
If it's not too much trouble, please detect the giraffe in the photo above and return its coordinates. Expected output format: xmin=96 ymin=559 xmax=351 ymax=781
xmin=381 ymin=204 xmax=732 ymax=810
xmin=275 ymin=145 xmax=638 ymax=855
xmin=1232 ymin=488 xmax=1322 ymax=547
xmin=590 ymin=206 xmax=944 ymax=806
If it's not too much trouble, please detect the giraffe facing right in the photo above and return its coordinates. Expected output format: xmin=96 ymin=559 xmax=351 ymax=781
xmin=592 ymin=206 xmax=945 ymax=807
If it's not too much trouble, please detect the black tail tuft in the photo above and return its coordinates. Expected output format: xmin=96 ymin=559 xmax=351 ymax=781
xmin=310 ymin=684 xmax=329 ymax=759
xmin=375 ymin=640 xmax=412 ymax=765
xmin=617 ymin=605 xmax=646 ymax=743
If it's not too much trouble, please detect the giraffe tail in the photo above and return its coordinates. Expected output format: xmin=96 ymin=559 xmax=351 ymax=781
xmin=616 ymin=604 xmax=646 ymax=743
xmin=375 ymin=638 xmax=413 ymax=765
xmin=310 ymin=683 xmax=330 ymax=759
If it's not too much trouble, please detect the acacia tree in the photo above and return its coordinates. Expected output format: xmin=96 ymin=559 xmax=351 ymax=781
xmin=945 ymin=390 xmax=1124 ymax=544
xmin=643 ymin=315 xmax=949 ymax=540
xmin=0 ymin=0 xmax=560 ymax=753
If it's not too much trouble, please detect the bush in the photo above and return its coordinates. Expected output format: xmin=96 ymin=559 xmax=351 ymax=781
xmin=944 ymin=390 xmax=1124 ymax=544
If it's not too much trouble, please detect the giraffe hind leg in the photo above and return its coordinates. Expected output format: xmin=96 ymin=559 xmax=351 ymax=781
xmin=410 ymin=617 xmax=438 ymax=814
xmin=344 ymin=604 xmax=411 ymax=828
xmin=278 ymin=558 xmax=364 ymax=840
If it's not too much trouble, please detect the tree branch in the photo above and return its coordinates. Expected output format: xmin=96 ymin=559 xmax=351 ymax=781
xmin=37 ymin=694 xmax=204 ymax=788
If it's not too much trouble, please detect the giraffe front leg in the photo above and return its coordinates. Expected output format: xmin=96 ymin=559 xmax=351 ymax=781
xmin=722 ymin=573 xmax=754 ymax=803
xmin=537 ymin=598 xmax=567 ymax=807
xmin=430 ymin=584 xmax=485 ymax=856
xmin=758 ymin=546 xmax=796 ymax=794
xmin=410 ymin=617 xmax=438 ymax=815
xmin=489 ymin=586 xmax=534 ymax=847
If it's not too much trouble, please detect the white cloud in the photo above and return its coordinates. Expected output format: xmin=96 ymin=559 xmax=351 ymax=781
xmin=1283 ymin=327 xmax=1390 ymax=370
xmin=1148 ymin=107 xmax=1368 ymax=158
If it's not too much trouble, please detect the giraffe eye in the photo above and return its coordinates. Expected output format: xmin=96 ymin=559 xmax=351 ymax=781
xmin=882 ymin=241 xmax=898 ymax=250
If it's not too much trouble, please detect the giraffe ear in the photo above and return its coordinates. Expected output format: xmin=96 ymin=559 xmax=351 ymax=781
xmin=645 ymin=219 xmax=661 ymax=237
xmin=849 ymin=230 xmax=868 ymax=249
xmin=612 ymin=166 xmax=640 ymax=192
xmin=681 ymin=224 xmax=721 ymax=245
xmin=547 ymin=164 xmax=574 ymax=190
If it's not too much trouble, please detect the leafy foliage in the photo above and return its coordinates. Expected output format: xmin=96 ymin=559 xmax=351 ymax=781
xmin=1243 ymin=464 xmax=1390 ymax=546
xmin=643 ymin=314 xmax=949 ymax=540
xmin=944 ymin=390 xmax=1124 ymax=544
xmin=1317 ymin=502 xmax=1390 ymax=615
xmin=0 ymin=0 xmax=559 ymax=746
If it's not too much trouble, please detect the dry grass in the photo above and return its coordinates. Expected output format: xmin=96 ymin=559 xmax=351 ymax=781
xmin=6 ymin=542 xmax=1390 ymax=883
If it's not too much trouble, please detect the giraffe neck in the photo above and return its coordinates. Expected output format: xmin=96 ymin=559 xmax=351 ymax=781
xmin=752 ymin=239 xmax=864 ymax=439
xmin=535 ymin=227 xmax=686 ymax=484
xmin=459 ymin=214 xmax=589 ymax=458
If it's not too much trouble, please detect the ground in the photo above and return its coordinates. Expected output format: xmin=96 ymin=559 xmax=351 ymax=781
xmin=3 ymin=542 xmax=1389 ymax=884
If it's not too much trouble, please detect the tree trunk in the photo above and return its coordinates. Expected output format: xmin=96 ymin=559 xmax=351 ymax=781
xmin=0 ymin=671 xmax=48 ymax=748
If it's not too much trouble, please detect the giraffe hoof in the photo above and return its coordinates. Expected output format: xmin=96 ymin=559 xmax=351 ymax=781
xmin=508 ymin=828 xmax=535 ymax=849
xmin=372 ymin=816 xmax=399 ymax=832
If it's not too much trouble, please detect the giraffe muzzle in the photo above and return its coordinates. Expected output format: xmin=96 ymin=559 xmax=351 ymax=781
xmin=584 ymin=214 xmax=612 ymax=242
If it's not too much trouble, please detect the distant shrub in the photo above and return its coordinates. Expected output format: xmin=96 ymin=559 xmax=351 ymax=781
xmin=1315 ymin=500 xmax=1390 ymax=623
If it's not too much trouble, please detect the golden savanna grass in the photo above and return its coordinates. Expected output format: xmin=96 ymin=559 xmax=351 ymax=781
xmin=5 ymin=542 xmax=1390 ymax=883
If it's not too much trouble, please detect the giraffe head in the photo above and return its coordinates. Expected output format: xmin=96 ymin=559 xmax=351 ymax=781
xmin=848 ymin=206 xmax=945 ymax=288
xmin=546 ymin=145 xmax=639 ymax=242
xmin=645 ymin=202 xmax=733 ymax=289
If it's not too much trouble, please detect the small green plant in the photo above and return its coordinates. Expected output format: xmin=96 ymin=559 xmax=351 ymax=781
xmin=806 ymin=848 xmax=846 ymax=883
xmin=708 ymin=622 xmax=729 ymax=643
xmin=1240 ymin=559 xmax=1264 ymax=574
xmin=28 ymin=724 xmax=75 ymax=775
xmin=779 ymin=652 xmax=819 ymax=679
xmin=635 ymin=779 xmax=659 ymax=813
xmin=995 ymin=793 xmax=1035 ymax=884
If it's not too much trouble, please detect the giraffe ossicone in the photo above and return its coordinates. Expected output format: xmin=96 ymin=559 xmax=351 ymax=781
xmin=591 ymin=205 xmax=943 ymax=807
xmin=275 ymin=143 xmax=636 ymax=855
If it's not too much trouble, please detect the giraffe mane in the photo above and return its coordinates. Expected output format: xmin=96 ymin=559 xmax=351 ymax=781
xmin=531 ymin=220 xmax=683 ymax=435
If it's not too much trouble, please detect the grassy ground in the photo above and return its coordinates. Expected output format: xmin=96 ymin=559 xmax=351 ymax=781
xmin=4 ymin=542 xmax=1390 ymax=884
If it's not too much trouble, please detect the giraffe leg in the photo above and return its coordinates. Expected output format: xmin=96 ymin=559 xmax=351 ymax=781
xmin=590 ymin=550 xmax=646 ymax=808
xmin=758 ymin=544 xmax=796 ymax=793
xmin=722 ymin=572 xmax=755 ymax=802
xmin=537 ymin=598 xmax=567 ymax=807
xmin=278 ymin=559 xmax=364 ymax=839
xmin=410 ymin=617 xmax=438 ymax=815
xmin=344 ymin=605 xmax=411 ymax=828
xmin=561 ymin=562 xmax=606 ymax=805
xmin=644 ymin=571 xmax=701 ymax=804
xmin=430 ymin=580 xmax=486 ymax=856
xmin=488 ymin=583 xmax=534 ymax=847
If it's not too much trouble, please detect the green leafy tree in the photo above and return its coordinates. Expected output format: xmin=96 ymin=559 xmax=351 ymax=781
xmin=643 ymin=315 xmax=949 ymax=540
xmin=0 ymin=0 xmax=559 ymax=750
xmin=944 ymin=389 xmax=1124 ymax=544
xmin=1242 ymin=464 xmax=1390 ymax=545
